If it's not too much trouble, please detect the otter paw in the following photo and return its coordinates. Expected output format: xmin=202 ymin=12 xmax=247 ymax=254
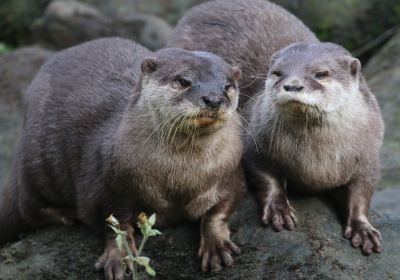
xmin=198 ymin=238 xmax=240 ymax=272
xmin=94 ymin=244 xmax=135 ymax=280
xmin=344 ymin=220 xmax=382 ymax=255
xmin=262 ymin=199 xmax=297 ymax=231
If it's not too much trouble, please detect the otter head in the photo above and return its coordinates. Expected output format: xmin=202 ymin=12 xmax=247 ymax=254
xmin=139 ymin=48 xmax=241 ymax=135
xmin=265 ymin=42 xmax=361 ymax=120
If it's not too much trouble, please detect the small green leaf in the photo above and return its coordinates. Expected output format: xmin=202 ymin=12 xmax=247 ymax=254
xmin=106 ymin=214 xmax=120 ymax=226
xmin=136 ymin=257 xmax=156 ymax=277
xmin=124 ymin=255 xmax=135 ymax=261
xmin=141 ymin=225 xmax=152 ymax=237
xmin=108 ymin=225 xmax=126 ymax=236
xmin=145 ymin=264 xmax=156 ymax=277
xmin=115 ymin=235 xmax=124 ymax=251
xmin=108 ymin=225 xmax=119 ymax=233
xmin=148 ymin=214 xmax=156 ymax=226
xmin=148 ymin=229 xmax=162 ymax=236
xmin=136 ymin=256 xmax=150 ymax=266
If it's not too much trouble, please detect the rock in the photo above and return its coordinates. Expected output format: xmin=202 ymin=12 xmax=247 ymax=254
xmin=0 ymin=46 xmax=53 ymax=188
xmin=364 ymin=30 xmax=400 ymax=191
xmin=0 ymin=46 xmax=53 ymax=110
xmin=0 ymin=195 xmax=399 ymax=279
xmin=33 ymin=0 xmax=173 ymax=50
xmin=372 ymin=188 xmax=400 ymax=217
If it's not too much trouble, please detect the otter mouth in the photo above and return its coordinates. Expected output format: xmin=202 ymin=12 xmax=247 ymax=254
xmin=191 ymin=116 xmax=219 ymax=128
xmin=184 ymin=111 xmax=228 ymax=132
xmin=278 ymin=100 xmax=314 ymax=114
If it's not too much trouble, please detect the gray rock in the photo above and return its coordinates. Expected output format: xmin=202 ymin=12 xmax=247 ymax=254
xmin=0 ymin=195 xmax=399 ymax=279
xmin=0 ymin=47 xmax=53 ymax=188
xmin=372 ymin=188 xmax=400 ymax=217
xmin=0 ymin=46 xmax=53 ymax=110
xmin=364 ymin=30 xmax=400 ymax=191
xmin=33 ymin=0 xmax=173 ymax=50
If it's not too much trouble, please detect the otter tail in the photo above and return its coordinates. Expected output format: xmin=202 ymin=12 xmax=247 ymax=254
xmin=0 ymin=180 xmax=30 ymax=246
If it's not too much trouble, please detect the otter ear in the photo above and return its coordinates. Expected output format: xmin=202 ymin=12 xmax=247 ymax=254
xmin=231 ymin=66 xmax=241 ymax=81
xmin=141 ymin=57 xmax=157 ymax=74
xmin=350 ymin=58 xmax=361 ymax=78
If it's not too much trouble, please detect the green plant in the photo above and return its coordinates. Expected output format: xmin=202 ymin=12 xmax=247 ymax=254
xmin=0 ymin=43 xmax=11 ymax=55
xmin=107 ymin=213 xmax=161 ymax=280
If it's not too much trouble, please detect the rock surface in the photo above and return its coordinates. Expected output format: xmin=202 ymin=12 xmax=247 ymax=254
xmin=0 ymin=46 xmax=53 ymax=110
xmin=0 ymin=195 xmax=399 ymax=280
xmin=364 ymin=30 xmax=400 ymax=191
xmin=33 ymin=0 xmax=173 ymax=51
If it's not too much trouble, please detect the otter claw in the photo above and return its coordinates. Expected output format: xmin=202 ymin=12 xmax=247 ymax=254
xmin=344 ymin=220 xmax=382 ymax=255
xmin=199 ymin=239 xmax=240 ymax=272
xmin=262 ymin=199 xmax=297 ymax=231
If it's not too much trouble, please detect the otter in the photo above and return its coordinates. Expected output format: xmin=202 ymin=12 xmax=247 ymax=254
xmin=244 ymin=42 xmax=384 ymax=255
xmin=167 ymin=0 xmax=318 ymax=107
xmin=169 ymin=0 xmax=383 ymax=255
xmin=0 ymin=37 xmax=246 ymax=278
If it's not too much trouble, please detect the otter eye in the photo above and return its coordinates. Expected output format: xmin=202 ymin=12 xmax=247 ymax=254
xmin=314 ymin=71 xmax=330 ymax=80
xmin=271 ymin=70 xmax=283 ymax=77
xmin=224 ymin=83 xmax=233 ymax=92
xmin=176 ymin=77 xmax=191 ymax=88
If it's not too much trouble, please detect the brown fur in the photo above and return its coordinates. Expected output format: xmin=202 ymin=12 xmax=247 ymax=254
xmin=0 ymin=38 xmax=246 ymax=278
xmin=167 ymin=0 xmax=318 ymax=107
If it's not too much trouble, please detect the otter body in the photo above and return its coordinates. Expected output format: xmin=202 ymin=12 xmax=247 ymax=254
xmin=170 ymin=0 xmax=383 ymax=256
xmin=245 ymin=43 xmax=384 ymax=255
xmin=168 ymin=0 xmax=318 ymax=106
xmin=0 ymin=38 xmax=245 ymax=278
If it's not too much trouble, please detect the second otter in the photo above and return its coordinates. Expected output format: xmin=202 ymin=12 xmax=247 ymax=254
xmin=245 ymin=42 xmax=384 ymax=255
xmin=0 ymin=38 xmax=245 ymax=278
xmin=169 ymin=0 xmax=384 ymax=256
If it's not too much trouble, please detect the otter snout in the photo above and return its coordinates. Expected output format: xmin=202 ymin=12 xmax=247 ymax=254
xmin=202 ymin=94 xmax=223 ymax=109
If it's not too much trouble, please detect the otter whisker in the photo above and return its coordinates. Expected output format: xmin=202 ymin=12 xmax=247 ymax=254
xmin=240 ymin=74 xmax=267 ymax=89
xmin=233 ymin=113 xmax=260 ymax=153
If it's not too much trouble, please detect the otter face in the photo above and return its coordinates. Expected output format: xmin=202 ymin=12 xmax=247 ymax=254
xmin=140 ymin=48 xmax=241 ymax=134
xmin=265 ymin=43 xmax=361 ymax=118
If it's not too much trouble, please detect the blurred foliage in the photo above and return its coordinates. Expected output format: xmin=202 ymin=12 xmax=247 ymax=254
xmin=0 ymin=0 xmax=51 ymax=47
xmin=0 ymin=43 xmax=12 ymax=55
xmin=0 ymin=0 xmax=400 ymax=61
xmin=352 ymin=0 xmax=400 ymax=59
xmin=135 ymin=0 xmax=204 ymax=24
xmin=275 ymin=0 xmax=400 ymax=52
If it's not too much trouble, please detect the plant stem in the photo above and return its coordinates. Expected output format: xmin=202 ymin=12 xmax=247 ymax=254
xmin=133 ymin=235 xmax=149 ymax=280
xmin=120 ymin=235 xmax=136 ymax=280
xmin=137 ymin=236 xmax=149 ymax=257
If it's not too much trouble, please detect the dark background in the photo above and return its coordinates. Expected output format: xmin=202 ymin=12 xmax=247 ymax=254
xmin=1 ymin=0 xmax=400 ymax=63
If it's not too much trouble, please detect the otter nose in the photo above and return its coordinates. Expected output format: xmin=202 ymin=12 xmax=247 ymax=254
xmin=283 ymin=85 xmax=304 ymax=92
xmin=202 ymin=95 xmax=222 ymax=109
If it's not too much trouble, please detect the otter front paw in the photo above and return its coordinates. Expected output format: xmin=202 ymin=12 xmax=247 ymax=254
xmin=344 ymin=219 xmax=382 ymax=255
xmin=262 ymin=199 xmax=297 ymax=231
xmin=95 ymin=239 xmax=137 ymax=280
xmin=198 ymin=237 xmax=240 ymax=272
